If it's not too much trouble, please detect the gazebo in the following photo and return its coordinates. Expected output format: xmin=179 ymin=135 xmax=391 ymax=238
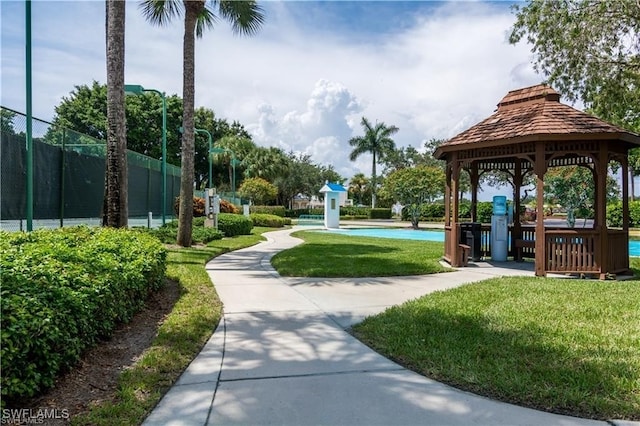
xmin=434 ymin=84 xmax=640 ymax=278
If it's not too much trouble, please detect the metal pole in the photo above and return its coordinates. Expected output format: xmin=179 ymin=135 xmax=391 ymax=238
xmin=232 ymin=155 xmax=236 ymax=203
xmin=208 ymin=133 xmax=213 ymax=189
xmin=161 ymin=92 xmax=167 ymax=226
xmin=25 ymin=0 xmax=33 ymax=231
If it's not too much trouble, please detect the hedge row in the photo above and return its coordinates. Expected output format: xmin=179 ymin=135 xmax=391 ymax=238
xmin=218 ymin=213 xmax=253 ymax=236
xmin=0 ymin=226 xmax=167 ymax=404
xmin=250 ymin=213 xmax=291 ymax=228
xmin=250 ymin=205 xmax=286 ymax=217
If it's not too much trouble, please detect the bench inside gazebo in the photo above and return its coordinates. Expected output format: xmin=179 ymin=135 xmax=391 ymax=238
xmin=434 ymin=84 xmax=640 ymax=279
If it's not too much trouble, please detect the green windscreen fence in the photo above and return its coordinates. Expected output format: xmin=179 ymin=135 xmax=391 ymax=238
xmin=1 ymin=107 xmax=181 ymax=231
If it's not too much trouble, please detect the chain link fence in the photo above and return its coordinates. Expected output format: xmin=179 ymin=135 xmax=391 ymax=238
xmin=1 ymin=107 xmax=181 ymax=231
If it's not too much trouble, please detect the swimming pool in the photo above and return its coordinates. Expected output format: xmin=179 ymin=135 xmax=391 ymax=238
xmin=321 ymin=227 xmax=640 ymax=256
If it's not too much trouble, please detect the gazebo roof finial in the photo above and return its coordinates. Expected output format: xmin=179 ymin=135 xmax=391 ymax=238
xmin=497 ymin=83 xmax=560 ymax=111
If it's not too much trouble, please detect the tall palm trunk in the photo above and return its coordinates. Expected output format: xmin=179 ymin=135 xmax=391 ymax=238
xmin=176 ymin=1 xmax=203 ymax=246
xmin=104 ymin=0 xmax=127 ymax=227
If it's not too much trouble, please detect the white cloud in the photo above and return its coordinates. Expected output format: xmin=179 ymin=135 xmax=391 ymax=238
xmin=1 ymin=0 xmax=541 ymax=194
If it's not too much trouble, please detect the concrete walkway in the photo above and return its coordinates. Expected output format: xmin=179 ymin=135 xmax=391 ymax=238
xmin=143 ymin=227 xmax=626 ymax=426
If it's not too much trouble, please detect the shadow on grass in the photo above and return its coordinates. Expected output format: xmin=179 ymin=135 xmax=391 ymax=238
xmin=354 ymin=307 xmax=639 ymax=420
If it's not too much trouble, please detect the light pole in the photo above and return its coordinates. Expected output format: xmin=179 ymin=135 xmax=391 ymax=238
xmin=210 ymin=147 xmax=237 ymax=203
xmin=26 ymin=0 xmax=33 ymax=231
xmin=195 ymin=128 xmax=213 ymax=188
xmin=124 ymin=84 xmax=167 ymax=226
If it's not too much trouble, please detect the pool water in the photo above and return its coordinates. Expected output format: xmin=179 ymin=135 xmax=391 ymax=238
xmin=322 ymin=227 xmax=640 ymax=256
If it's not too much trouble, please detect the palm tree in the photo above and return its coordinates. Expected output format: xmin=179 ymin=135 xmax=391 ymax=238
xmin=348 ymin=117 xmax=399 ymax=208
xmin=104 ymin=0 xmax=127 ymax=227
xmin=140 ymin=0 xmax=264 ymax=246
xmin=348 ymin=172 xmax=370 ymax=206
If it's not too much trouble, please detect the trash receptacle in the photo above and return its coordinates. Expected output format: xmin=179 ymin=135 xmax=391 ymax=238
xmin=460 ymin=223 xmax=482 ymax=261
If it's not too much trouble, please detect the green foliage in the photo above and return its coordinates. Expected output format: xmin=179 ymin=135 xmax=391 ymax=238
xmin=369 ymin=208 xmax=392 ymax=219
xmin=250 ymin=213 xmax=291 ymax=228
xmin=0 ymin=227 xmax=166 ymax=404
xmin=383 ymin=165 xmax=445 ymax=228
xmin=607 ymin=201 xmax=640 ymax=228
xmin=340 ymin=206 xmax=370 ymax=218
xmin=476 ymin=201 xmax=494 ymax=223
xmin=250 ymin=205 xmax=286 ymax=217
xmin=217 ymin=213 xmax=253 ymax=237
xmin=148 ymin=221 xmax=223 ymax=244
xmin=238 ymin=177 xmax=278 ymax=205
xmin=510 ymin=0 xmax=639 ymax=133
xmin=284 ymin=208 xmax=324 ymax=218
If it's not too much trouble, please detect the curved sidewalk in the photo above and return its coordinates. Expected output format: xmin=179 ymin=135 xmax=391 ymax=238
xmin=144 ymin=228 xmax=617 ymax=426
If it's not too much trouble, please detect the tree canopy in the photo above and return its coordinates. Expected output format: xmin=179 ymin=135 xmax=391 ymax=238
xmin=382 ymin=165 xmax=445 ymax=229
xmin=510 ymin=0 xmax=640 ymax=133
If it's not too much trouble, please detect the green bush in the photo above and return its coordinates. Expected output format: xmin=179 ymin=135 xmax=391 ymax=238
xmin=149 ymin=219 xmax=223 ymax=244
xmin=607 ymin=202 xmax=623 ymax=227
xmin=250 ymin=205 xmax=286 ymax=217
xmin=285 ymin=208 xmax=324 ymax=218
xmin=340 ymin=206 xmax=370 ymax=217
xmin=607 ymin=200 xmax=640 ymax=228
xmin=369 ymin=208 xmax=392 ymax=219
xmin=218 ymin=213 xmax=253 ymax=236
xmin=476 ymin=201 xmax=494 ymax=223
xmin=0 ymin=227 xmax=166 ymax=404
xmin=250 ymin=213 xmax=291 ymax=228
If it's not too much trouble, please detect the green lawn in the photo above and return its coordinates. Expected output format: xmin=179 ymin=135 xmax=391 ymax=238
xmin=272 ymin=231 xmax=640 ymax=420
xmin=73 ymin=228 xmax=270 ymax=426
xmin=271 ymin=230 xmax=450 ymax=277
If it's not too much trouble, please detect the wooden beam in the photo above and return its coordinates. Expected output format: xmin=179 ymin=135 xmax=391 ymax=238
xmin=451 ymin=153 xmax=460 ymax=266
xmin=470 ymin=162 xmax=479 ymax=223
xmin=596 ymin=144 xmax=608 ymax=278
xmin=534 ymin=141 xmax=546 ymax=276
xmin=513 ymin=159 xmax=523 ymax=260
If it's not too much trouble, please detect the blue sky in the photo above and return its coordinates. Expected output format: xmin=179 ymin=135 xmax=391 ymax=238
xmin=1 ymin=1 xmax=541 ymax=199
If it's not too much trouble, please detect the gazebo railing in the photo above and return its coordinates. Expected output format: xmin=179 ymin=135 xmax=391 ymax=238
xmin=545 ymin=229 xmax=598 ymax=273
xmin=445 ymin=224 xmax=629 ymax=275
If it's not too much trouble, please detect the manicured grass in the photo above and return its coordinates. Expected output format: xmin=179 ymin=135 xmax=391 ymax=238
xmin=271 ymin=230 xmax=450 ymax=277
xmin=352 ymin=276 xmax=640 ymax=420
xmin=72 ymin=228 xmax=271 ymax=426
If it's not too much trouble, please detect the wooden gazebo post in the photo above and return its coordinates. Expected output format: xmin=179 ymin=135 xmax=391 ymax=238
xmin=534 ymin=141 xmax=547 ymax=276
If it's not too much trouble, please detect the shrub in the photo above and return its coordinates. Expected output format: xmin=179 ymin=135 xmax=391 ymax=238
xmin=173 ymin=196 xmax=206 ymax=217
xmin=607 ymin=202 xmax=622 ymax=227
xmin=369 ymin=208 xmax=392 ymax=219
xmin=250 ymin=205 xmax=286 ymax=217
xmin=1 ymin=227 xmax=166 ymax=404
xmin=285 ymin=208 xmax=324 ymax=218
xmin=220 ymin=199 xmax=239 ymax=214
xmin=218 ymin=213 xmax=253 ymax=237
xmin=476 ymin=201 xmax=493 ymax=223
xmin=630 ymin=200 xmax=640 ymax=227
xmin=250 ymin=213 xmax=291 ymax=228
xmin=340 ymin=206 xmax=370 ymax=217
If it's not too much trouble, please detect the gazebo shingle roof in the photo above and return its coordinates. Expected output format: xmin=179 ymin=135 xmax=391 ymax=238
xmin=435 ymin=84 xmax=639 ymax=159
